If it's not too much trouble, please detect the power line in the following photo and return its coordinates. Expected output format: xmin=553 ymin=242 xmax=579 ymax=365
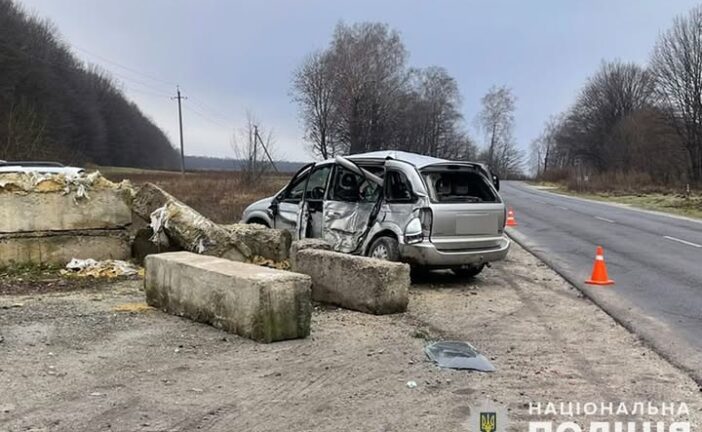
xmin=1 ymin=39 xmax=241 ymax=161
xmin=187 ymin=94 xmax=235 ymax=124
xmin=184 ymin=105 xmax=232 ymax=129
xmin=69 ymin=43 xmax=177 ymax=87
xmin=0 ymin=40 xmax=173 ymax=97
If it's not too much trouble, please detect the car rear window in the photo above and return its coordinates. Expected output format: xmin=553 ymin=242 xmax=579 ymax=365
xmin=421 ymin=169 xmax=498 ymax=203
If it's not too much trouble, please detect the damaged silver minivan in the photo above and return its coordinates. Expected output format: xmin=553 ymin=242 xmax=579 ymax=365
xmin=241 ymin=150 xmax=510 ymax=277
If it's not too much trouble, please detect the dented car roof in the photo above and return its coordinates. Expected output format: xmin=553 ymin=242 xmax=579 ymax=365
xmin=345 ymin=150 xmax=448 ymax=168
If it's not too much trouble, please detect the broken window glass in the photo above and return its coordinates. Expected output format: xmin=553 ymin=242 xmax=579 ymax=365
xmin=329 ymin=166 xmax=380 ymax=203
xmin=424 ymin=341 xmax=495 ymax=372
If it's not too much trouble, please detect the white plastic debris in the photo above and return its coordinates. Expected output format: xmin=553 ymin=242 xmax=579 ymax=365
xmin=149 ymin=205 xmax=170 ymax=243
xmin=64 ymin=259 xmax=140 ymax=278
xmin=406 ymin=380 xmax=417 ymax=389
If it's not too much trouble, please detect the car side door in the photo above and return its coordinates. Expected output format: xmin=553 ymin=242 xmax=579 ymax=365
xmin=322 ymin=158 xmax=383 ymax=253
xmin=270 ymin=163 xmax=313 ymax=239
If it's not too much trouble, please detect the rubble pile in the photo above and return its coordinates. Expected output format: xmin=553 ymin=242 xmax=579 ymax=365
xmin=0 ymin=171 xmax=132 ymax=266
xmin=62 ymin=258 xmax=141 ymax=278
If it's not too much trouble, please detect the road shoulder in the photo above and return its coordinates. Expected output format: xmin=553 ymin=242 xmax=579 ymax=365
xmin=0 ymin=244 xmax=700 ymax=431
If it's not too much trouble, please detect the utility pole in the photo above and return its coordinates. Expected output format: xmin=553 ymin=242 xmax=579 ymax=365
xmin=172 ymin=86 xmax=187 ymax=175
xmin=254 ymin=126 xmax=279 ymax=173
xmin=253 ymin=125 xmax=258 ymax=174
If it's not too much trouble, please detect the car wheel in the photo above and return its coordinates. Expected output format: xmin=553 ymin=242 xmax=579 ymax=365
xmin=247 ymin=218 xmax=269 ymax=228
xmin=367 ymin=236 xmax=401 ymax=262
xmin=451 ymin=264 xmax=485 ymax=278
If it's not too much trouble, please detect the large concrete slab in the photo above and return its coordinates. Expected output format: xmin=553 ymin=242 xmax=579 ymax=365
xmin=133 ymin=183 xmax=251 ymax=261
xmin=144 ymin=252 xmax=312 ymax=343
xmin=0 ymin=230 xmax=130 ymax=266
xmin=0 ymin=190 xmax=131 ymax=233
xmin=222 ymin=224 xmax=292 ymax=262
xmin=289 ymin=238 xmax=332 ymax=270
xmin=293 ymin=249 xmax=410 ymax=315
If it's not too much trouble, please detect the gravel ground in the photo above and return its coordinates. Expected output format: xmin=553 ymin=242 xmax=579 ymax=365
xmin=1 ymin=243 xmax=700 ymax=431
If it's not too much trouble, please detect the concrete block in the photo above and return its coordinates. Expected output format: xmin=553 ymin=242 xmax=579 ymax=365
xmin=289 ymin=239 xmax=332 ymax=271
xmin=222 ymin=224 xmax=292 ymax=262
xmin=293 ymin=249 xmax=410 ymax=315
xmin=144 ymin=252 xmax=312 ymax=343
xmin=133 ymin=184 xmax=251 ymax=260
xmin=0 ymin=190 xmax=131 ymax=233
xmin=0 ymin=230 xmax=130 ymax=267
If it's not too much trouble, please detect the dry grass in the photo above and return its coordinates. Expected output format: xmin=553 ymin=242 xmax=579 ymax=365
xmin=532 ymin=170 xmax=702 ymax=220
xmin=101 ymin=169 xmax=291 ymax=223
xmin=561 ymin=190 xmax=702 ymax=220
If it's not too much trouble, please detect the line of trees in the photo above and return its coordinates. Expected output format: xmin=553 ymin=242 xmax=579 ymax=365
xmin=291 ymin=22 xmax=524 ymax=177
xmin=531 ymin=5 xmax=702 ymax=186
xmin=0 ymin=0 xmax=179 ymax=169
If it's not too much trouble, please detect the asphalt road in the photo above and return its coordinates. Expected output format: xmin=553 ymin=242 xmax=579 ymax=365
xmin=500 ymin=181 xmax=702 ymax=384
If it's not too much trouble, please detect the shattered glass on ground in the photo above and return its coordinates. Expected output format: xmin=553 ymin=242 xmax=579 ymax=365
xmin=424 ymin=341 xmax=495 ymax=372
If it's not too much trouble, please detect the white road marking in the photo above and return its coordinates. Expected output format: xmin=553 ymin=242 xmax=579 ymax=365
xmin=557 ymin=206 xmax=569 ymax=210
xmin=521 ymin=182 xmax=702 ymax=226
xmin=594 ymin=216 xmax=615 ymax=223
xmin=663 ymin=235 xmax=702 ymax=248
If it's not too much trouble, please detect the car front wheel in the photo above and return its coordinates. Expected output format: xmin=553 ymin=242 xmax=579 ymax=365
xmin=367 ymin=236 xmax=400 ymax=262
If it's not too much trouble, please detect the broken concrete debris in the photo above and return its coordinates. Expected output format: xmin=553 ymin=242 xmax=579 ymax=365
xmin=424 ymin=341 xmax=495 ymax=372
xmin=63 ymin=258 xmax=140 ymax=278
xmin=144 ymin=251 xmax=312 ymax=343
xmin=293 ymin=248 xmax=410 ymax=315
xmin=132 ymin=183 xmax=293 ymax=265
xmin=0 ymin=171 xmax=131 ymax=266
xmin=147 ymin=199 xmax=251 ymax=261
xmin=221 ymin=223 xmax=291 ymax=262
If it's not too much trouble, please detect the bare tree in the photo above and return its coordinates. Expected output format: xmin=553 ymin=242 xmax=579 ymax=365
xmin=231 ymin=113 xmax=277 ymax=185
xmin=477 ymin=86 xmax=522 ymax=176
xmin=651 ymin=5 xmax=702 ymax=182
xmin=328 ymin=22 xmax=408 ymax=154
xmin=416 ymin=67 xmax=462 ymax=157
xmin=571 ymin=60 xmax=654 ymax=171
xmin=291 ymin=21 xmax=475 ymax=161
xmin=292 ymin=50 xmax=340 ymax=159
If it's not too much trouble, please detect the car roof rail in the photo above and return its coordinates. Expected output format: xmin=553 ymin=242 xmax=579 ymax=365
xmin=0 ymin=161 xmax=66 ymax=167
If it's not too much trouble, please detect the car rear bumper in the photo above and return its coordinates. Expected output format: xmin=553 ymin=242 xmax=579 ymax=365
xmin=399 ymin=236 xmax=510 ymax=268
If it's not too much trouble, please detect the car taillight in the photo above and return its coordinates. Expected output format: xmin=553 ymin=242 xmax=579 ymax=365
xmin=419 ymin=208 xmax=432 ymax=238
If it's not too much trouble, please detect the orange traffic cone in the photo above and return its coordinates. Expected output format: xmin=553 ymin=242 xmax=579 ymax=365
xmin=506 ymin=208 xmax=518 ymax=227
xmin=585 ymin=246 xmax=614 ymax=285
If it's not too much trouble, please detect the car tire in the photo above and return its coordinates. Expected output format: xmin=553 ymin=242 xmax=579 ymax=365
xmin=367 ymin=236 xmax=401 ymax=262
xmin=246 ymin=218 xmax=269 ymax=228
xmin=451 ymin=264 xmax=485 ymax=278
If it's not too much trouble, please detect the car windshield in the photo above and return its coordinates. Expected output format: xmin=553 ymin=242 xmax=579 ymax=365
xmin=421 ymin=169 xmax=498 ymax=203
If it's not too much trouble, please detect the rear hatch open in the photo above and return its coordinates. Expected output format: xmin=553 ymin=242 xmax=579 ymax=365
xmin=420 ymin=163 xmax=505 ymax=251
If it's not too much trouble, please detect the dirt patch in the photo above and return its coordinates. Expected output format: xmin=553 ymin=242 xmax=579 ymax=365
xmin=0 ymin=265 xmax=140 ymax=296
xmin=1 ymin=244 xmax=700 ymax=431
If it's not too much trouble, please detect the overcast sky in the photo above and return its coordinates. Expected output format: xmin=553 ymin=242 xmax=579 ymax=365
xmin=17 ymin=0 xmax=701 ymax=162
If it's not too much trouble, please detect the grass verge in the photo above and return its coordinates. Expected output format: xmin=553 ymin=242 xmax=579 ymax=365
xmin=529 ymin=181 xmax=702 ymax=220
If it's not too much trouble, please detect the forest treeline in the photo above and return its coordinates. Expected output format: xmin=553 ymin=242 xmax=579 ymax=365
xmin=530 ymin=5 xmax=702 ymax=189
xmin=0 ymin=0 xmax=179 ymax=169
